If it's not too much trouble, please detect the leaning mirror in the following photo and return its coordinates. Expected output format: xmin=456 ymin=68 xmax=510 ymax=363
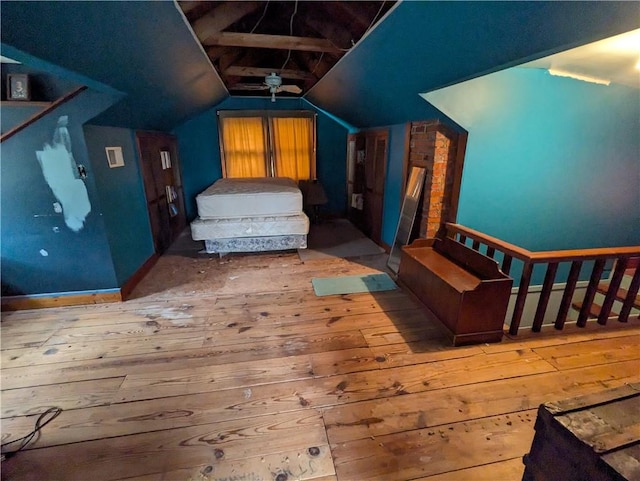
xmin=387 ymin=166 xmax=426 ymax=274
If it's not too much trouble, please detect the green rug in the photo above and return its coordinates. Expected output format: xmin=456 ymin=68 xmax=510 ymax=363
xmin=312 ymin=273 xmax=397 ymax=297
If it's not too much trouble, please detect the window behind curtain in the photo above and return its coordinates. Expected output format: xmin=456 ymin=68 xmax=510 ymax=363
xmin=218 ymin=111 xmax=315 ymax=181
xmin=220 ymin=117 xmax=268 ymax=178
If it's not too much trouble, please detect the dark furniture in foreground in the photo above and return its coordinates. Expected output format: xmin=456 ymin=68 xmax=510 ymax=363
xmin=523 ymin=384 xmax=640 ymax=481
xmin=398 ymin=237 xmax=512 ymax=345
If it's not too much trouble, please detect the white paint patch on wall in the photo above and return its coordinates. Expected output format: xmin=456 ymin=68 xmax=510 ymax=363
xmin=36 ymin=116 xmax=91 ymax=232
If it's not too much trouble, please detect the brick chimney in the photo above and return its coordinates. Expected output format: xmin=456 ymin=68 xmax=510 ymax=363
xmin=409 ymin=120 xmax=462 ymax=239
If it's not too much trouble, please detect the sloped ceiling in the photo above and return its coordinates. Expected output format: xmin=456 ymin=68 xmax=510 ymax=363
xmin=178 ymin=1 xmax=395 ymax=97
xmin=305 ymin=1 xmax=640 ymax=128
xmin=0 ymin=0 xmax=227 ymax=131
xmin=2 ymin=1 xmax=638 ymax=132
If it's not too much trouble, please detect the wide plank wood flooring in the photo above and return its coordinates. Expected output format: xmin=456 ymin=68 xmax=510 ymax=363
xmin=2 ymin=237 xmax=639 ymax=481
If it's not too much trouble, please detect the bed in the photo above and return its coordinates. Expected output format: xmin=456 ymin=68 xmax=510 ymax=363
xmin=190 ymin=177 xmax=309 ymax=254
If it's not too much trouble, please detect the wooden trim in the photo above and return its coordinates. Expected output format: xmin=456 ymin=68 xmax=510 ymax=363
xmin=530 ymin=248 xmax=640 ymax=263
xmin=1 ymin=290 xmax=121 ymax=311
xmin=446 ymin=223 xmax=533 ymax=261
xmin=1 ymin=100 xmax=52 ymax=108
xmin=447 ymin=131 xmax=468 ymax=224
xmin=120 ymin=253 xmax=160 ymax=301
xmin=0 ymin=86 xmax=88 ymax=143
xmin=447 ymin=223 xmax=640 ymax=264
xmin=400 ymin=122 xmax=411 ymax=205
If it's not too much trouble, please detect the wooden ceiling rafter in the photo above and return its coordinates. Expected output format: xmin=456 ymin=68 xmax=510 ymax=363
xmin=224 ymin=66 xmax=315 ymax=81
xmin=300 ymin=7 xmax=353 ymax=51
xmin=296 ymin=51 xmax=332 ymax=80
xmin=205 ymin=46 xmax=235 ymax=63
xmin=334 ymin=2 xmax=379 ymax=32
xmin=179 ymin=1 xmax=395 ymax=99
xmin=203 ymin=32 xmax=343 ymax=54
xmin=192 ymin=1 xmax=261 ymax=42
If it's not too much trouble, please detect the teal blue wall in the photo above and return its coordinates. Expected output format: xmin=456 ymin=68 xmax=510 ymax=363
xmin=381 ymin=124 xmax=408 ymax=246
xmin=84 ymin=125 xmax=155 ymax=285
xmin=174 ymin=97 xmax=349 ymax=220
xmin=424 ymin=67 xmax=640 ymax=251
xmin=307 ymin=1 xmax=640 ymax=128
xmin=1 ymin=88 xmax=122 ymax=296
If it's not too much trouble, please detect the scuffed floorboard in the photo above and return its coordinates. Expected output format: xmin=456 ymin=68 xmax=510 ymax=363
xmin=2 ymin=238 xmax=639 ymax=480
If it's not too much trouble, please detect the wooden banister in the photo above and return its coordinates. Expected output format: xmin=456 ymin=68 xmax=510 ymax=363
xmin=1 ymin=86 xmax=87 ymax=143
xmin=444 ymin=223 xmax=640 ymax=336
xmin=446 ymin=223 xmax=532 ymax=260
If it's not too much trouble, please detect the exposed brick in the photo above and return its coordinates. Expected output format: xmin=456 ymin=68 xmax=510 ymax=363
xmin=410 ymin=133 xmax=434 ymax=143
xmin=412 ymin=140 xmax=433 ymax=153
xmin=432 ymin=163 xmax=447 ymax=177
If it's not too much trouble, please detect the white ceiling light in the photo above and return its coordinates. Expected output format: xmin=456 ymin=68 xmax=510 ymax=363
xmin=548 ymin=68 xmax=611 ymax=85
xmin=522 ymin=28 xmax=640 ymax=88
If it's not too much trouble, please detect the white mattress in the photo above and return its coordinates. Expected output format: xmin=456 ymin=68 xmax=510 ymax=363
xmin=190 ymin=213 xmax=309 ymax=240
xmin=196 ymin=177 xmax=303 ymax=218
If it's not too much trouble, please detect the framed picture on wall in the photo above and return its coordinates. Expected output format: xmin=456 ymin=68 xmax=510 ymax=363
xmin=105 ymin=146 xmax=125 ymax=168
xmin=7 ymin=73 xmax=30 ymax=101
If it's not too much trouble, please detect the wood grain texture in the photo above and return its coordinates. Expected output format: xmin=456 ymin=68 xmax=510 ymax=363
xmin=1 ymin=241 xmax=638 ymax=480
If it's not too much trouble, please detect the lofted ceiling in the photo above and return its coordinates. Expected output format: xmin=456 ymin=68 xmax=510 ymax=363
xmin=178 ymin=1 xmax=395 ymax=98
xmin=1 ymin=1 xmax=638 ymax=131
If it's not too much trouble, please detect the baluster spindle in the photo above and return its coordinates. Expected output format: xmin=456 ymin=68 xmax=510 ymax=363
xmin=598 ymin=257 xmax=628 ymax=325
xmin=555 ymin=261 xmax=582 ymax=330
xmin=577 ymin=259 xmax=606 ymax=327
xmin=509 ymin=261 xmax=534 ymax=335
xmin=501 ymin=255 xmax=513 ymax=275
xmin=619 ymin=267 xmax=640 ymax=323
xmin=532 ymin=263 xmax=558 ymax=332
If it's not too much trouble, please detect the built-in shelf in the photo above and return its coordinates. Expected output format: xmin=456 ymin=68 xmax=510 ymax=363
xmin=1 ymin=100 xmax=53 ymax=108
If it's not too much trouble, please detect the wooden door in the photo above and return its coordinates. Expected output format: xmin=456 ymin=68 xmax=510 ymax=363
xmin=136 ymin=131 xmax=186 ymax=254
xmin=363 ymin=130 xmax=387 ymax=244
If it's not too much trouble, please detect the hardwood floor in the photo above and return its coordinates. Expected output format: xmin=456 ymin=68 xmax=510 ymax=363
xmin=2 ymin=241 xmax=639 ymax=481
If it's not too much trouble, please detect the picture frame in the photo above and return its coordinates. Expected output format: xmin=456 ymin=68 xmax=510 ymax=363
xmin=7 ymin=73 xmax=30 ymax=101
xmin=105 ymin=146 xmax=125 ymax=168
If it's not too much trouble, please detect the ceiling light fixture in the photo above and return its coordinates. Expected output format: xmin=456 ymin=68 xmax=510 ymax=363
xmin=548 ymin=68 xmax=611 ymax=85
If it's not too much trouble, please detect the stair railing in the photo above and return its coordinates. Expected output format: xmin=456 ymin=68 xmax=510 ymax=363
xmin=445 ymin=223 xmax=640 ymax=335
xmin=1 ymin=86 xmax=87 ymax=143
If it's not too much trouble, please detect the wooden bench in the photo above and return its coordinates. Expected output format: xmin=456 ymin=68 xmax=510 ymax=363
xmin=398 ymin=237 xmax=512 ymax=346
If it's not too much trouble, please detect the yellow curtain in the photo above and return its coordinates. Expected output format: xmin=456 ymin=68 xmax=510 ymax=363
xmin=270 ymin=117 xmax=312 ymax=181
xmin=220 ymin=117 xmax=267 ymax=178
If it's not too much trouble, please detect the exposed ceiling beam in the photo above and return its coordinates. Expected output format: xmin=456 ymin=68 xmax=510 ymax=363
xmin=224 ymin=66 xmax=316 ymax=81
xmin=203 ymin=32 xmax=343 ymax=54
xmin=296 ymin=51 xmax=331 ymax=80
xmin=205 ymin=46 xmax=235 ymax=63
xmin=303 ymin=8 xmax=353 ymax=50
xmin=334 ymin=2 xmax=374 ymax=32
xmin=178 ymin=1 xmax=202 ymax=15
xmin=192 ymin=2 xmax=261 ymax=42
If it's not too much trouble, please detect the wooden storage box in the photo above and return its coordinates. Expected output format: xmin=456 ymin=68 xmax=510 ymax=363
xmin=523 ymin=384 xmax=640 ymax=481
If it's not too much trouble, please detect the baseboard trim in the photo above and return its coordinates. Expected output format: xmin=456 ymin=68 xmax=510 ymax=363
xmin=120 ymin=253 xmax=159 ymax=301
xmin=1 ymin=253 xmax=159 ymax=311
xmin=1 ymin=290 xmax=122 ymax=311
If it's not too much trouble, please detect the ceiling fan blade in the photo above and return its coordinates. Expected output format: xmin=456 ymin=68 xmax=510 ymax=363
xmin=279 ymin=85 xmax=303 ymax=94
xmin=230 ymin=83 xmax=269 ymax=91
